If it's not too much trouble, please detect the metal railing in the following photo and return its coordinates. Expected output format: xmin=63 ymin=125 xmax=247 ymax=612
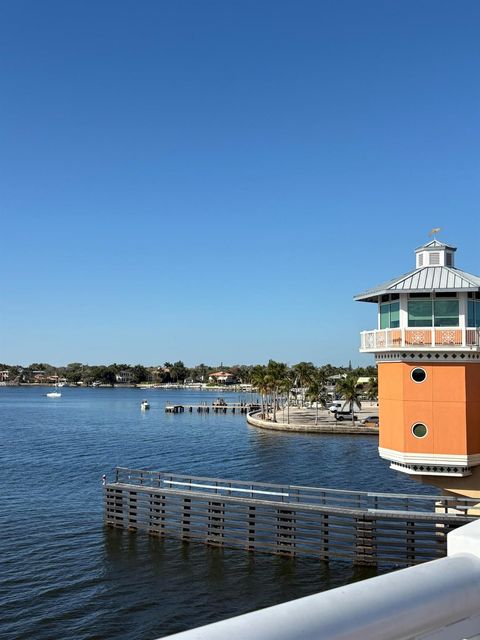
xmin=111 ymin=467 xmax=478 ymax=515
xmin=360 ymin=327 xmax=480 ymax=351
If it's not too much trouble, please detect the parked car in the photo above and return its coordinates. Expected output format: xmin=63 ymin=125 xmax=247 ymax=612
xmin=334 ymin=410 xmax=358 ymax=421
xmin=361 ymin=415 xmax=379 ymax=427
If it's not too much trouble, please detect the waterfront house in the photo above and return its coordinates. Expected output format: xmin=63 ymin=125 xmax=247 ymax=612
xmin=115 ymin=370 xmax=134 ymax=384
xmin=208 ymin=371 xmax=237 ymax=385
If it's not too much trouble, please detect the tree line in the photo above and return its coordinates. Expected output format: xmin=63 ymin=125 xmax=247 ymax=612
xmin=0 ymin=360 xmax=376 ymax=389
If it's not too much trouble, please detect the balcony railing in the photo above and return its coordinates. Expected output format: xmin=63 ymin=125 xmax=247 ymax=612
xmin=360 ymin=327 xmax=480 ymax=352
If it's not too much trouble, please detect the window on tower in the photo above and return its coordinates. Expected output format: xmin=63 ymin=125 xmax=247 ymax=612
xmin=380 ymin=302 xmax=400 ymax=329
xmin=468 ymin=300 xmax=480 ymax=327
xmin=434 ymin=300 xmax=459 ymax=327
xmin=408 ymin=300 xmax=433 ymax=327
xmin=408 ymin=298 xmax=459 ymax=327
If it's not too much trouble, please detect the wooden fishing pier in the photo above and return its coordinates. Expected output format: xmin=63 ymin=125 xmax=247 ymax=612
xmin=104 ymin=467 xmax=478 ymax=567
xmin=165 ymin=402 xmax=260 ymax=414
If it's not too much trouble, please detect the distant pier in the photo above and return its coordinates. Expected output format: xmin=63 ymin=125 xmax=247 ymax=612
xmin=165 ymin=402 xmax=261 ymax=414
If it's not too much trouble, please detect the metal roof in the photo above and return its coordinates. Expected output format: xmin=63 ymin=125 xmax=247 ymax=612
xmin=354 ymin=266 xmax=480 ymax=302
xmin=415 ymin=239 xmax=456 ymax=252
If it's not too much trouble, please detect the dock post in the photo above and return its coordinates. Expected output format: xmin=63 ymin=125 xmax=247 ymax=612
xmin=127 ymin=490 xmax=138 ymax=531
xmin=406 ymin=521 xmax=416 ymax=564
xmin=247 ymin=505 xmax=256 ymax=551
xmin=207 ymin=501 xmax=225 ymax=545
xmin=276 ymin=508 xmax=297 ymax=556
xmin=149 ymin=493 xmax=166 ymax=535
xmin=321 ymin=513 xmax=329 ymax=561
xmin=354 ymin=515 xmax=376 ymax=566
xmin=182 ymin=497 xmax=192 ymax=540
xmin=105 ymin=485 xmax=124 ymax=528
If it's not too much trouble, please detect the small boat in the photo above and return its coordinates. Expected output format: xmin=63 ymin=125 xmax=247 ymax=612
xmin=46 ymin=389 xmax=62 ymax=398
xmin=140 ymin=400 xmax=150 ymax=411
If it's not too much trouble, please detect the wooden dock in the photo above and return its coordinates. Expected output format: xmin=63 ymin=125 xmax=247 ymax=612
xmin=104 ymin=467 xmax=478 ymax=567
xmin=165 ymin=402 xmax=261 ymax=414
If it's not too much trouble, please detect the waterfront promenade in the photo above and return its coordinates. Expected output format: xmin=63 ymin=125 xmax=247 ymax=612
xmin=247 ymin=405 xmax=379 ymax=435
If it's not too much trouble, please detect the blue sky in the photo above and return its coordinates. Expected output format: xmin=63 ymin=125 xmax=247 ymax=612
xmin=1 ymin=1 xmax=479 ymax=367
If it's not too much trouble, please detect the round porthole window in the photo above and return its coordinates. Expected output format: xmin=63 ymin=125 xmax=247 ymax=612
xmin=411 ymin=368 xmax=427 ymax=383
xmin=412 ymin=423 xmax=428 ymax=438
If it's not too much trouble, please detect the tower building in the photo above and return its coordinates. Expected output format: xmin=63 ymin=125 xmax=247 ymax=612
xmin=355 ymin=239 xmax=480 ymax=498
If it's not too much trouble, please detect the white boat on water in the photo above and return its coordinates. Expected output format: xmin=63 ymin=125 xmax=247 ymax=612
xmin=46 ymin=382 xmax=62 ymax=398
xmin=140 ymin=400 xmax=150 ymax=410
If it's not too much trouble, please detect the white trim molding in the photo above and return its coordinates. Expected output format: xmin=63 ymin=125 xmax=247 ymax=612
xmin=389 ymin=463 xmax=471 ymax=477
xmin=379 ymin=448 xmax=480 ymax=466
xmin=379 ymin=447 xmax=480 ymax=477
xmin=374 ymin=351 xmax=480 ymax=363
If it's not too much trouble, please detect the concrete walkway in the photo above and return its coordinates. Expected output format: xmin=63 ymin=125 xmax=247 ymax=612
xmin=247 ymin=405 xmax=379 ymax=435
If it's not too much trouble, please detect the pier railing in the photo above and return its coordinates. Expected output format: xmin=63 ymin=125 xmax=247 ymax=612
xmin=112 ymin=467 xmax=476 ymax=514
xmin=105 ymin=467 xmax=478 ymax=567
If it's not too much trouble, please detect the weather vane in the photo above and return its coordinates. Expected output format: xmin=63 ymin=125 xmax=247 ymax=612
xmin=429 ymin=227 xmax=441 ymax=239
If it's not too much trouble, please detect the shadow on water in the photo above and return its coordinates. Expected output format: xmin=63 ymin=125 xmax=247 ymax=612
xmin=100 ymin=526 xmax=380 ymax=639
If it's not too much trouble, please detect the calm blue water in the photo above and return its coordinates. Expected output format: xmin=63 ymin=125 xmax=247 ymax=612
xmin=1 ymin=387 xmax=435 ymax=640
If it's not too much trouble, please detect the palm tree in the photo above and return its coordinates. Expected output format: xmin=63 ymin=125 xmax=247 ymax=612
xmin=278 ymin=369 xmax=295 ymax=424
xmin=335 ymin=374 xmax=362 ymax=425
xmin=266 ymin=360 xmax=288 ymax=422
xmin=366 ymin=376 xmax=378 ymax=403
xmin=306 ymin=370 xmax=329 ymax=425
xmin=251 ymin=365 xmax=268 ymax=417
xmin=292 ymin=361 xmax=316 ymax=407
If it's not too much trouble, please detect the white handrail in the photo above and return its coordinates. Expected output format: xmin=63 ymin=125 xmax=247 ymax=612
xmin=162 ymin=479 xmax=289 ymax=497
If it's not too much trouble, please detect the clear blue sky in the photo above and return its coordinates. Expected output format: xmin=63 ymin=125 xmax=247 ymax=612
xmin=1 ymin=1 xmax=479 ymax=367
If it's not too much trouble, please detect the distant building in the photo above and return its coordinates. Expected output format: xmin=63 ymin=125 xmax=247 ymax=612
xmin=357 ymin=376 xmax=375 ymax=386
xmin=115 ymin=370 xmax=134 ymax=383
xmin=0 ymin=370 xmax=9 ymax=381
xmin=208 ymin=371 xmax=237 ymax=385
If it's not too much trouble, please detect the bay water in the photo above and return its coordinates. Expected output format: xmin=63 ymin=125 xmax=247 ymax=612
xmin=1 ymin=387 xmax=434 ymax=639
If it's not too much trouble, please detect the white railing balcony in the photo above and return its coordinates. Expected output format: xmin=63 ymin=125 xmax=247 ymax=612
xmin=360 ymin=327 xmax=480 ymax=352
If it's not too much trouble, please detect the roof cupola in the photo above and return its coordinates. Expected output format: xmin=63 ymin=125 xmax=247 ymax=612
xmin=415 ymin=239 xmax=456 ymax=269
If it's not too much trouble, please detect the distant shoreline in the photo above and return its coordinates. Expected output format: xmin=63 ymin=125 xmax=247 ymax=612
xmin=2 ymin=383 xmax=254 ymax=392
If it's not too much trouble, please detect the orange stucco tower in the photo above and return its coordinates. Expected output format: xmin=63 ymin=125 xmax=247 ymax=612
xmin=355 ymin=239 xmax=480 ymax=498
